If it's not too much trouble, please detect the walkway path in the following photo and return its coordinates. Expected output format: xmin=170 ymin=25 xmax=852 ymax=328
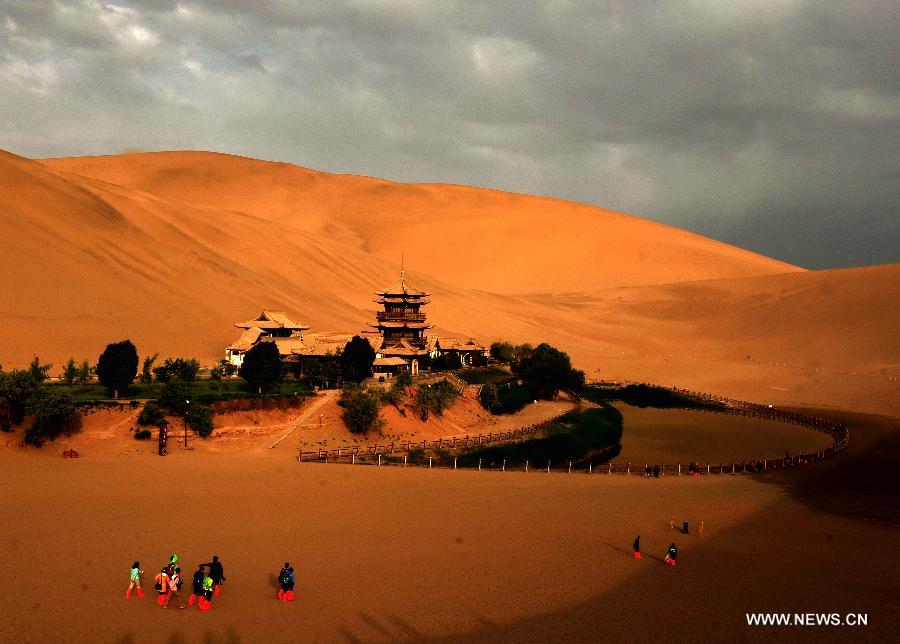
xmin=268 ymin=391 xmax=337 ymax=449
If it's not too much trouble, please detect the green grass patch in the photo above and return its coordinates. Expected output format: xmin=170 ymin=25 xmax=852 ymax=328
xmin=406 ymin=405 xmax=623 ymax=467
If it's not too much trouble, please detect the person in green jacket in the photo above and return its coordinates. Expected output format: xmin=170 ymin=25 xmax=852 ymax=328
xmin=198 ymin=568 xmax=215 ymax=611
xmin=125 ymin=562 xmax=144 ymax=599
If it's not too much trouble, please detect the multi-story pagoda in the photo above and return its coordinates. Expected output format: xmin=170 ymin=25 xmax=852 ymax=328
xmin=367 ymin=270 xmax=436 ymax=374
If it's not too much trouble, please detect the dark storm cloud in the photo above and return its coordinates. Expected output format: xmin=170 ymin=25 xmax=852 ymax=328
xmin=1 ymin=0 xmax=897 ymax=268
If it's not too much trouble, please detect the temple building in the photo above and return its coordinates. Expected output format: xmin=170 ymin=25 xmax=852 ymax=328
xmin=364 ymin=271 xmax=438 ymax=377
xmin=435 ymin=337 xmax=488 ymax=368
xmin=226 ymin=310 xmax=309 ymax=367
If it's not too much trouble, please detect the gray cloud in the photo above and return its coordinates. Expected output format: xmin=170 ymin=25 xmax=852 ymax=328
xmin=1 ymin=0 xmax=897 ymax=268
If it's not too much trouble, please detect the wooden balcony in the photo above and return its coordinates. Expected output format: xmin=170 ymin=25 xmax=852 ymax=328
xmin=376 ymin=312 xmax=427 ymax=322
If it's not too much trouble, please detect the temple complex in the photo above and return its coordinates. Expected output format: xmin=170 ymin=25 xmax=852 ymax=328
xmin=225 ymin=270 xmax=487 ymax=379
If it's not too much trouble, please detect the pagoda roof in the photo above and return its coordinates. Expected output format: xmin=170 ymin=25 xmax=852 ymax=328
xmin=379 ymin=338 xmax=430 ymax=357
xmin=375 ymin=271 xmax=430 ymax=297
xmin=235 ymin=310 xmax=309 ymax=331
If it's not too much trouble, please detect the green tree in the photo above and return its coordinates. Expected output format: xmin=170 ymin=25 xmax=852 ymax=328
xmin=24 ymin=387 xmax=80 ymax=446
xmin=153 ymin=357 xmax=200 ymax=383
xmin=96 ymin=340 xmax=139 ymax=399
xmin=139 ymin=353 xmax=159 ymax=394
xmin=29 ymin=356 xmax=52 ymax=383
xmin=186 ymin=404 xmax=214 ymax=438
xmin=76 ymin=360 xmax=94 ymax=385
xmin=340 ymin=336 xmax=375 ymax=384
xmin=519 ymin=343 xmax=585 ymax=400
xmin=341 ymin=387 xmax=383 ymax=434
xmin=61 ymin=358 xmax=79 ymax=387
xmin=490 ymin=342 xmax=516 ymax=363
xmin=158 ymin=380 xmax=193 ymax=415
xmin=0 ymin=369 xmax=40 ymax=430
xmin=238 ymin=342 xmax=283 ymax=393
xmin=478 ymin=383 xmax=501 ymax=413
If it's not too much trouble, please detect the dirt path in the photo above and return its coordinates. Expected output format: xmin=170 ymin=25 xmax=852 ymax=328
xmin=268 ymin=391 xmax=337 ymax=449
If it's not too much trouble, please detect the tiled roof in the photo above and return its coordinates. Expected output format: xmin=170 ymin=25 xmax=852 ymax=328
xmin=373 ymin=357 xmax=409 ymax=367
xmin=227 ymin=327 xmax=263 ymax=351
xmin=235 ymin=310 xmax=309 ymax=330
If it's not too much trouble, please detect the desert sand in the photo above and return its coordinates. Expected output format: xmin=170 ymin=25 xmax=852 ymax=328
xmin=0 ymin=408 xmax=896 ymax=643
xmin=1 ymin=148 xmax=898 ymax=642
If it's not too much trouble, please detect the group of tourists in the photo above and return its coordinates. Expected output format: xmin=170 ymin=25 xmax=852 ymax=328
xmin=631 ymin=536 xmax=679 ymax=566
xmin=125 ymin=554 xmax=226 ymax=611
xmin=125 ymin=555 xmax=297 ymax=608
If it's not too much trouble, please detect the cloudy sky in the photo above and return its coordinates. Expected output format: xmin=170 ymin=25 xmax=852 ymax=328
xmin=2 ymin=1 xmax=897 ymax=268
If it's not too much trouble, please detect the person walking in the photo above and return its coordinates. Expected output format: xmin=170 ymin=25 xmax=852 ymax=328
xmin=125 ymin=562 xmax=144 ymax=599
xmin=277 ymin=562 xmax=291 ymax=600
xmin=665 ymin=543 xmax=678 ymax=567
xmin=198 ymin=568 xmax=214 ymax=611
xmin=164 ymin=567 xmax=186 ymax=609
xmin=632 ymin=536 xmax=641 ymax=560
xmin=200 ymin=555 xmax=226 ymax=597
xmin=286 ymin=567 xmax=296 ymax=601
xmin=188 ymin=565 xmax=205 ymax=606
xmin=153 ymin=567 xmax=170 ymax=606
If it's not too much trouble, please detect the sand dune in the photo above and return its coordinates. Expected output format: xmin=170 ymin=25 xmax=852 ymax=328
xmin=2 ymin=149 xmax=897 ymax=416
xmin=41 ymin=151 xmax=800 ymax=293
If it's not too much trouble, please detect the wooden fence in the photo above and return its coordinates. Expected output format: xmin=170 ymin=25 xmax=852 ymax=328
xmin=298 ymin=406 xmax=576 ymax=462
xmin=298 ymin=386 xmax=849 ymax=476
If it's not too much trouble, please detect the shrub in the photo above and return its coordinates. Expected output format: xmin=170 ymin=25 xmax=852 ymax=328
xmin=96 ymin=340 xmax=139 ymax=398
xmin=341 ymin=387 xmax=383 ymax=434
xmin=23 ymin=387 xmax=80 ymax=447
xmin=158 ymin=380 xmax=193 ymax=415
xmin=186 ymin=404 xmax=214 ymax=438
xmin=413 ymin=380 xmax=459 ymax=420
xmin=134 ymin=429 xmax=152 ymax=440
xmin=61 ymin=358 xmax=80 ymax=386
xmin=137 ymin=401 xmax=165 ymax=426
xmin=479 ymin=383 xmax=501 ymax=413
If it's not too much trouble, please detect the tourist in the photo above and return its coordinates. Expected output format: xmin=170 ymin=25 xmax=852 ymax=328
xmin=153 ymin=567 xmax=170 ymax=606
xmin=699 ymin=520 xmax=705 ymax=537
xmin=277 ymin=562 xmax=291 ymax=600
xmin=652 ymin=464 xmax=660 ymax=478
xmin=125 ymin=561 xmax=144 ymax=599
xmin=632 ymin=536 xmax=641 ymax=560
xmin=164 ymin=567 xmax=186 ymax=609
xmin=199 ymin=568 xmax=214 ymax=611
xmin=665 ymin=543 xmax=678 ymax=566
xmin=285 ymin=567 xmax=296 ymax=601
xmin=200 ymin=555 xmax=226 ymax=596
xmin=167 ymin=554 xmax=179 ymax=575
xmin=188 ymin=565 xmax=205 ymax=606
